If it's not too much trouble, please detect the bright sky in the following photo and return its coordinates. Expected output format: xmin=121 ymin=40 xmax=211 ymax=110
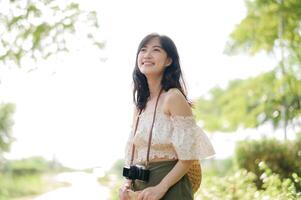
xmin=1 ymin=0 xmax=277 ymax=170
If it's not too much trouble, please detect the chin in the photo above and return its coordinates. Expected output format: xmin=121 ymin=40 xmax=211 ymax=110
xmin=139 ymin=67 xmax=153 ymax=74
xmin=138 ymin=66 xmax=162 ymax=77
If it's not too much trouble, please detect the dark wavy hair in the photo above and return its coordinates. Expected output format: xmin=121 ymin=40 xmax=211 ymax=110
xmin=133 ymin=33 xmax=189 ymax=110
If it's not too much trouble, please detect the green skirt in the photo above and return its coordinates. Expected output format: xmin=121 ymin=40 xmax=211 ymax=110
xmin=133 ymin=160 xmax=193 ymax=200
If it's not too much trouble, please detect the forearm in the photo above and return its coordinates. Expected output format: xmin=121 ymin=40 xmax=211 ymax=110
xmin=158 ymin=160 xmax=193 ymax=191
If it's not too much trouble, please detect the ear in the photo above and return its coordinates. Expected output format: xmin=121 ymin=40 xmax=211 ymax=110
xmin=165 ymin=57 xmax=172 ymax=67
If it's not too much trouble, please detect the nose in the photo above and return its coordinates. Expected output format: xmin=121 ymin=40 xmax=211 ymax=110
xmin=143 ymin=49 xmax=152 ymax=58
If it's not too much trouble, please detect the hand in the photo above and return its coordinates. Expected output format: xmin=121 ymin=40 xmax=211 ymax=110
xmin=119 ymin=181 xmax=132 ymax=200
xmin=137 ymin=184 xmax=168 ymax=200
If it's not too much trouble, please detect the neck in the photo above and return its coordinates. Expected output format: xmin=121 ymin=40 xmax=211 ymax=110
xmin=147 ymin=75 xmax=162 ymax=100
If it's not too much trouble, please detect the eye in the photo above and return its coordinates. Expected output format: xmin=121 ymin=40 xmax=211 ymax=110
xmin=140 ymin=47 xmax=146 ymax=52
xmin=153 ymin=48 xmax=161 ymax=52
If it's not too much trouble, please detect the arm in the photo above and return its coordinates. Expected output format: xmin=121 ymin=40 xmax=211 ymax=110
xmin=158 ymin=160 xmax=193 ymax=192
xmin=159 ymin=89 xmax=194 ymax=190
xmin=137 ymin=89 xmax=194 ymax=200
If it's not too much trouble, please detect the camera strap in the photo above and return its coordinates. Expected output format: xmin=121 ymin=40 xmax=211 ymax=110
xmin=130 ymin=88 xmax=163 ymax=167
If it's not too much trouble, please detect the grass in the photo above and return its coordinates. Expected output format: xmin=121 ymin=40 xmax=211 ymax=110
xmin=0 ymin=172 xmax=70 ymax=200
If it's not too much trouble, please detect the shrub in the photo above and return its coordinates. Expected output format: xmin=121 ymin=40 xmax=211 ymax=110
xmin=3 ymin=157 xmax=49 ymax=175
xmin=0 ymin=172 xmax=44 ymax=200
xmin=0 ymin=156 xmax=69 ymax=199
xmin=196 ymin=162 xmax=301 ymax=200
xmin=235 ymin=136 xmax=301 ymax=190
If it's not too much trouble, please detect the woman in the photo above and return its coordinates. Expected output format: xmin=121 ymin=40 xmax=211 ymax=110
xmin=119 ymin=33 xmax=215 ymax=200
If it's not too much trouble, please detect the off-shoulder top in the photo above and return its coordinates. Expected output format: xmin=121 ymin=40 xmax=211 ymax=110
xmin=124 ymin=110 xmax=215 ymax=166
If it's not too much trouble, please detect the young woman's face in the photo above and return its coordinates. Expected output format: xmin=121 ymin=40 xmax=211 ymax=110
xmin=137 ymin=37 xmax=171 ymax=76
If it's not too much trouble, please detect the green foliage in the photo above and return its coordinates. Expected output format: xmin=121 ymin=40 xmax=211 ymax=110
xmin=3 ymin=156 xmax=49 ymax=175
xmin=0 ymin=173 xmax=44 ymax=199
xmin=0 ymin=156 xmax=68 ymax=199
xmin=0 ymin=103 xmax=15 ymax=153
xmin=97 ymin=159 xmax=128 ymax=200
xmin=216 ymin=0 xmax=301 ymax=137
xmin=235 ymin=137 xmax=301 ymax=190
xmin=98 ymin=159 xmax=124 ymax=184
xmin=0 ymin=0 xmax=104 ymax=67
xmin=110 ymin=159 xmax=125 ymax=177
xmin=225 ymin=0 xmax=301 ymax=55
xmin=196 ymin=169 xmax=258 ymax=200
xmin=196 ymin=163 xmax=301 ymax=200
xmin=194 ymin=70 xmax=301 ymax=133
xmin=0 ymin=0 xmax=104 ymax=158
xmin=201 ymin=159 xmax=234 ymax=178
xmin=109 ymin=179 xmax=123 ymax=200
xmin=0 ymin=156 xmax=70 ymax=174
xmin=98 ymin=159 xmax=123 ymax=184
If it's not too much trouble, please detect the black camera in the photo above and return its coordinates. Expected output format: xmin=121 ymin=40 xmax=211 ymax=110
xmin=123 ymin=164 xmax=150 ymax=182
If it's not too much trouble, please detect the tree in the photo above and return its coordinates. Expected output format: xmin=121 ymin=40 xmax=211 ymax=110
xmin=0 ymin=0 xmax=103 ymax=154
xmin=0 ymin=103 xmax=15 ymax=154
xmin=194 ymin=71 xmax=301 ymax=133
xmin=0 ymin=0 xmax=103 ymax=67
xmin=194 ymin=0 xmax=301 ymax=138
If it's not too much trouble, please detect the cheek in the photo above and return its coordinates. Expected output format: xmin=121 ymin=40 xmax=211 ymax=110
xmin=158 ymin=56 xmax=168 ymax=66
xmin=137 ymin=54 xmax=143 ymax=64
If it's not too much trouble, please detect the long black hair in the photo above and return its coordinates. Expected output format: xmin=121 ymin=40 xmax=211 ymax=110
xmin=133 ymin=33 xmax=189 ymax=110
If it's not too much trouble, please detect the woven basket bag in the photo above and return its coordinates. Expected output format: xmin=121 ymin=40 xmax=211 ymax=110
xmin=187 ymin=160 xmax=202 ymax=193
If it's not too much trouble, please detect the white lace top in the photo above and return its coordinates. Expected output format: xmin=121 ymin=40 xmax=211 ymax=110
xmin=124 ymin=110 xmax=215 ymax=165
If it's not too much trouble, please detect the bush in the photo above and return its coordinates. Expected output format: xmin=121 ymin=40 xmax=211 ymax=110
xmin=235 ymin=136 xmax=301 ymax=190
xmin=0 ymin=172 xmax=44 ymax=200
xmin=0 ymin=156 xmax=69 ymax=200
xmin=3 ymin=157 xmax=49 ymax=175
xmin=201 ymin=158 xmax=234 ymax=177
xmin=97 ymin=159 xmax=124 ymax=200
xmin=196 ymin=162 xmax=301 ymax=200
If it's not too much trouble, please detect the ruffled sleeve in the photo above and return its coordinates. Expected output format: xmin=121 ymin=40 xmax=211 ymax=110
xmin=171 ymin=115 xmax=215 ymax=160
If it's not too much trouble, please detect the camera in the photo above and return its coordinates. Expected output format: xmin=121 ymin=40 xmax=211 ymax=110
xmin=123 ymin=164 xmax=150 ymax=182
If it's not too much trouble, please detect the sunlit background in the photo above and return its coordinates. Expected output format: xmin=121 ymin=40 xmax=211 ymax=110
xmin=1 ymin=0 xmax=279 ymax=169
xmin=1 ymin=0 xmax=300 ymax=199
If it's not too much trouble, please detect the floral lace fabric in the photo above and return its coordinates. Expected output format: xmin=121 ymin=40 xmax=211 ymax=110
xmin=124 ymin=110 xmax=215 ymax=166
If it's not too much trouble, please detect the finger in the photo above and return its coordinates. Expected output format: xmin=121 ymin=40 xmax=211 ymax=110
xmin=120 ymin=190 xmax=129 ymax=200
xmin=137 ymin=191 xmax=144 ymax=200
xmin=142 ymin=191 xmax=152 ymax=200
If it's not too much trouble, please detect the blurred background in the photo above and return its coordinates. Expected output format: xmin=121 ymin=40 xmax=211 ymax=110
xmin=0 ymin=0 xmax=300 ymax=199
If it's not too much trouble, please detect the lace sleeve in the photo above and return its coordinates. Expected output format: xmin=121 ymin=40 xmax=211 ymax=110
xmin=170 ymin=115 xmax=215 ymax=160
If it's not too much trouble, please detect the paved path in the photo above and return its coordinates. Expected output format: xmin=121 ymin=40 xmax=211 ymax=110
xmin=33 ymin=172 xmax=110 ymax=200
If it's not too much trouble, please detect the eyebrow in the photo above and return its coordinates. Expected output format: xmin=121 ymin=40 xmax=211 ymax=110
xmin=142 ymin=45 xmax=163 ymax=48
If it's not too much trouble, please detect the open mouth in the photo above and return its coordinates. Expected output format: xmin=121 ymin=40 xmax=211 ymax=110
xmin=142 ymin=61 xmax=155 ymax=66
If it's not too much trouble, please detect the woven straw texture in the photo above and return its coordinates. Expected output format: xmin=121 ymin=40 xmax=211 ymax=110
xmin=187 ymin=160 xmax=202 ymax=193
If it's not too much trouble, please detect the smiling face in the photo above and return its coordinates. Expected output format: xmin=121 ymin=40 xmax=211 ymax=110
xmin=137 ymin=37 xmax=172 ymax=77
xmin=133 ymin=33 xmax=186 ymax=110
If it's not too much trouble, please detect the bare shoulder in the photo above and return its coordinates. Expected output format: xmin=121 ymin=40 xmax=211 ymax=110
xmin=164 ymin=88 xmax=192 ymax=116
xmin=164 ymin=88 xmax=185 ymax=105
